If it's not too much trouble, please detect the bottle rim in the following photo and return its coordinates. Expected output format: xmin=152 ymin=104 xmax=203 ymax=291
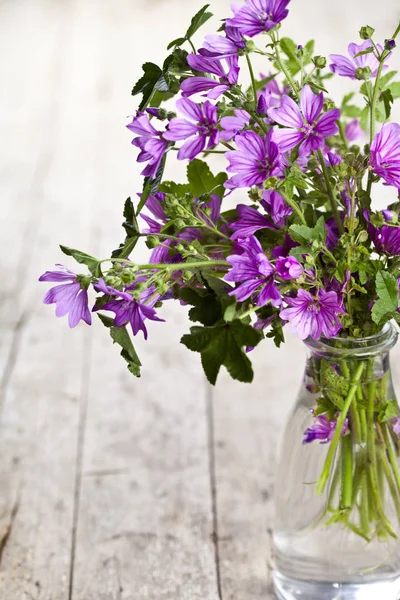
xmin=304 ymin=322 xmax=399 ymax=358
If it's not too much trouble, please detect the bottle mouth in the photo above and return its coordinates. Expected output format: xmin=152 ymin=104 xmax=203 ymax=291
xmin=304 ymin=322 xmax=399 ymax=358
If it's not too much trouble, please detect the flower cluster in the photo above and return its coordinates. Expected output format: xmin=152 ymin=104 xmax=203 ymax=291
xmin=40 ymin=1 xmax=400 ymax=392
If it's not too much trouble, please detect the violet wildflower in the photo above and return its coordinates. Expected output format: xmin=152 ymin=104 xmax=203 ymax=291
xmin=126 ymin=113 xmax=168 ymax=179
xmin=96 ymin=278 xmax=164 ymax=340
xmin=220 ymin=109 xmax=251 ymax=141
xmin=370 ymin=123 xmax=400 ymax=189
xmin=163 ymin=98 xmax=219 ymax=160
xmin=225 ymin=130 xmax=284 ymax=189
xmin=230 ymin=204 xmax=275 ymax=240
xmin=345 ymin=119 xmax=363 ymax=142
xmin=39 ymin=265 xmax=92 ymax=328
xmin=225 ymin=236 xmax=281 ymax=307
xmin=262 ymin=190 xmax=293 ymax=227
xmin=227 ymin=0 xmax=291 ymax=37
xmin=275 ymin=256 xmax=303 ymax=280
xmin=200 ymin=26 xmax=246 ymax=58
xmin=364 ymin=209 xmax=400 ymax=255
xmin=268 ymin=85 xmax=340 ymax=157
xmin=182 ymin=54 xmax=239 ymax=99
xmin=329 ymin=41 xmax=390 ymax=80
xmin=391 ymin=416 xmax=400 ymax=436
xmin=280 ymin=288 xmax=343 ymax=340
xmin=303 ymin=412 xmax=349 ymax=444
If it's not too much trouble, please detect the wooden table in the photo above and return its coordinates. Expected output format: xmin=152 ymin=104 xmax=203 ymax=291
xmin=1 ymin=0 xmax=400 ymax=598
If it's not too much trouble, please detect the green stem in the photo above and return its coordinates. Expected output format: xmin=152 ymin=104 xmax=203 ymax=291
xmin=382 ymin=423 xmax=400 ymax=494
xmin=245 ymin=53 xmax=258 ymax=104
xmin=279 ymin=189 xmax=307 ymax=226
xmin=360 ymin=473 xmax=370 ymax=536
xmin=273 ymin=38 xmax=300 ymax=101
xmin=104 ymin=258 xmax=229 ymax=270
xmin=316 ymin=150 xmax=344 ymax=234
xmin=340 ymin=434 xmax=353 ymax=509
xmin=316 ymin=362 xmax=365 ymax=496
xmin=188 ymin=39 xmax=196 ymax=54
xmin=338 ymin=121 xmax=349 ymax=150
xmin=366 ymin=59 xmax=385 ymax=196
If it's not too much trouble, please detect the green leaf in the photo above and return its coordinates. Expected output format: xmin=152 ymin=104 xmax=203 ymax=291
xmin=97 ymin=314 xmax=142 ymax=377
xmin=354 ymin=47 xmax=375 ymax=58
xmin=186 ymin=5 xmax=212 ymax=40
xmin=131 ymin=62 xmax=163 ymax=110
xmin=187 ymin=159 xmax=227 ymax=197
xmin=180 ymin=320 xmax=262 ymax=385
xmin=342 ymin=104 xmax=362 ymax=118
xmin=341 ymin=92 xmax=355 ymax=108
xmin=158 ymin=181 xmax=191 ymax=196
xmin=60 ymin=245 xmax=102 ymax=277
xmin=289 ymin=215 xmax=326 ymax=245
xmin=387 ymin=82 xmax=400 ymax=99
xmin=167 ymin=37 xmax=187 ymax=50
xmin=179 ymin=287 xmax=222 ymax=326
xmin=112 ymin=198 xmax=140 ymax=259
xmin=378 ymin=399 xmax=399 ymax=423
xmin=371 ymin=271 xmax=399 ymax=325
xmin=380 ymin=88 xmax=394 ymax=119
xmin=360 ymin=106 xmax=369 ymax=132
xmin=253 ymin=73 xmax=277 ymax=92
xmin=380 ymin=70 xmax=397 ymax=88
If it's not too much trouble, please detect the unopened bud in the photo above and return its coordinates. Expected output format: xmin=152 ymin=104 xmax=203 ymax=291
xmin=385 ymin=39 xmax=396 ymax=52
xmin=175 ymin=219 xmax=186 ymax=229
xmin=359 ymin=26 xmax=375 ymax=40
xmin=146 ymin=235 xmax=159 ymax=248
xmin=312 ymin=55 xmax=326 ymax=69
xmin=355 ymin=66 xmax=372 ymax=80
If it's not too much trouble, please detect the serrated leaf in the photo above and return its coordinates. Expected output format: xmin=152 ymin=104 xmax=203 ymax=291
xmin=186 ymin=4 xmax=213 ymax=40
xmin=187 ymin=159 xmax=227 ymax=197
xmin=342 ymin=104 xmax=362 ymax=118
xmin=97 ymin=314 xmax=142 ymax=377
xmin=380 ymin=70 xmax=397 ymax=87
xmin=112 ymin=198 xmax=140 ymax=259
xmin=289 ymin=215 xmax=326 ymax=245
xmin=179 ymin=287 xmax=222 ymax=326
xmin=180 ymin=320 xmax=262 ymax=384
xmin=60 ymin=245 xmax=102 ymax=277
xmin=158 ymin=181 xmax=191 ymax=196
xmin=131 ymin=62 xmax=163 ymax=110
xmin=371 ymin=271 xmax=399 ymax=325
xmin=380 ymin=88 xmax=394 ymax=119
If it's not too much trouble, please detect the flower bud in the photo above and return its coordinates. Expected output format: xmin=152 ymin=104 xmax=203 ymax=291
xmin=355 ymin=66 xmax=372 ymax=80
xmin=312 ymin=55 xmax=326 ymax=69
xmin=146 ymin=235 xmax=160 ymax=248
xmin=296 ymin=45 xmax=304 ymax=59
xmin=357 ymin=230 xmax=369 ymax=243
xmin=359 ymin=26 xmax=375 ymax=40
xmin=385 ymin=39 xmax=396 ymax=51
xmin=175 ymin=219 xmax=186 ymax=229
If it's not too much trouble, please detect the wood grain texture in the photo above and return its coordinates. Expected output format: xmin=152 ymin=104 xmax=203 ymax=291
xmin=0 ymin=0 xmax=400 ymax=599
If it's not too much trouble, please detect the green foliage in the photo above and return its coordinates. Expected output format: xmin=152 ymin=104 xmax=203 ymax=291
xmin=314 ymin=396 xmax=338 ymax=420
xmin=289 ymin=215 xmax=327 ymax=245
xmin=167 ymin=5 xmax=213 ymax=49
xmin=137 ymin=154 xmax=167 ymax=216
xmin=187 ymin=159 xmax=228 ymax=197
xmin=320 ymin=361 xmax=350 ymax=409
xmin=97 ymin=314 xmax=142 ymax=377
xmin=278 ymin=38 xmax=314 ymax=76
xmin=371 ymin=271 xmax=399 ymax=325
xmin=112 ymin=198 xmax=140 ymax=259
xmin=378 ymin=399 xmax=399 ymax=422
xmin=181 ymin=320 xmax=263 ymax=384
xmin=60 ymin=245 xmax=102 ymax=277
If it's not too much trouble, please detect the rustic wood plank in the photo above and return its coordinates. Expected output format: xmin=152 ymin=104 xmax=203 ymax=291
xmin=0 ymin=0 xmax=109 ymax=597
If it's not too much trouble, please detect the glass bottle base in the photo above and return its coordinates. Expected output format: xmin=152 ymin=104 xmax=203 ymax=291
xmin=272 ymin=570 xmax=400 ymax=600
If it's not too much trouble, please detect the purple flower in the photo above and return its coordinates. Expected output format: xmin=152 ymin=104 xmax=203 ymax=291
xmin=39 ymin=265 xmax=92 ymax=328
xmin=364 ymin=209 xmax=400 ymax=255
xmin=391 ymin=416 xmax=400 ymax=436
xmin=276 ymin=256 xmax=302 ymax=280
xmin=329 ymin=41 xmax=390 ymax=80
xmin=126 ymin=113 xmax=168 ymax=179
xmin=262 ymin=190 xmax=293 ymax=226
xmin=225 ymin=130 xmax=284 ymax=189
xmin=163 ymin=98 xmax=219 ymax=160
xmin=303 ymin=412 xmax=349 ymax=445
xmin=225 ymin=236 xmax=281 ymax=307
xmin=182 ymin=54 xmax=239 ymax=99
xmin=345 ymin=119 xmax=363 ymax=142
xmin=230 ymin=191 xmax=291 ymax=239
xmin=227 ymin=0 xmax=291 ymax=37
xmin=268 ymin=85 xmax=340 ymax=157
xmin=96 ymin=278 xmax=164 ymax=340
xmin=370 ymin=123 xmax=400 ymax=189
xmin=280 ymin=288 xmax=343 ymax=340
xmin=200 ymin=26 xmax=246 ymax=58
xmin=220 ymin=109 xmax=251 ymax=141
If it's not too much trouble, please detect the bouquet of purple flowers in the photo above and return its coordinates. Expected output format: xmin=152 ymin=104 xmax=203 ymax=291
xmin=40 ymin=2 xmax=400 ymax=542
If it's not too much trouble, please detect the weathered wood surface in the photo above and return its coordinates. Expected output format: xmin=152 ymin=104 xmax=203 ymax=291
xmin=0 ymin=1 xmax=400 ymax=599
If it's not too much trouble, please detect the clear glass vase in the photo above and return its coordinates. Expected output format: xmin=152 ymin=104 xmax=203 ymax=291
xmin=273 ymin=323 xmax=400 ymax=600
